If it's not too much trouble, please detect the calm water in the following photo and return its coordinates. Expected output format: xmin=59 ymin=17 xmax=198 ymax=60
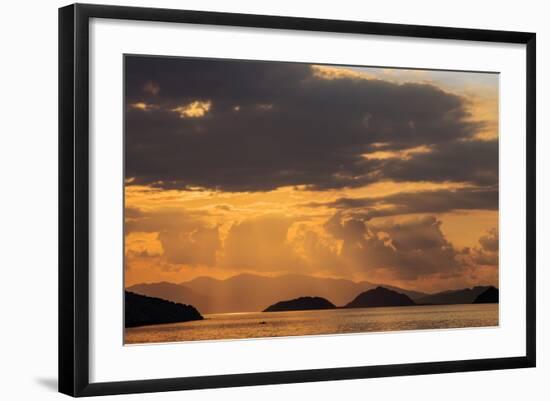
xmin=125 ymin=304 xmax=498 ymax=344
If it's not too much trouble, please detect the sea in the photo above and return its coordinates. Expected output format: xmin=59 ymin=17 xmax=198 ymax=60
xmin=124 ymin=303 xmax=498 ymax=345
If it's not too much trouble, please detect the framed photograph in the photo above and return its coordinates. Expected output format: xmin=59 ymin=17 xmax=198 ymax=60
xmin=59 ymin=3 xmax=536 ymax=397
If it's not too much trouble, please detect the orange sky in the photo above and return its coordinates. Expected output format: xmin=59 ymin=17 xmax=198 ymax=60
xmin=124 ymin=60 xmax=499 ymax=294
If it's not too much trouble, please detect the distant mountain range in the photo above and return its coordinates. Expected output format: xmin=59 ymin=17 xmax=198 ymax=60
xmin=415 ymin=286 xmax=494 ymax=305
xmin=126 ymin=281 xmax=210 ymax=310
xmin=125 ymin=291 xmax=203 ymax=328
xmin=128 ymin=273 xmax=427 ymax=314
xmin=264 ymin=296 xmax=336 ymax=312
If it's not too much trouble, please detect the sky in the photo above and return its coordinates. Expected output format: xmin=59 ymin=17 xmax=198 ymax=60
xmin=124 ymin=56 xmax=499 ymax=293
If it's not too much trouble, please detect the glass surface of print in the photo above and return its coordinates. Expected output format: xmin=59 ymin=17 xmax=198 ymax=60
xmin=124 ymin=56 xmax=499 ymax=344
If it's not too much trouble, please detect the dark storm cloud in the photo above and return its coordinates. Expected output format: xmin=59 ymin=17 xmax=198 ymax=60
xmin=380 ymin=139 xmax=498 ymax=186
xmin=125 ymin=56 xmax=495 ymax=191
xmin=125 ymin=56 xmax=310 ymax=104
xmin=308 ymin=186 xmax=498 ymax=219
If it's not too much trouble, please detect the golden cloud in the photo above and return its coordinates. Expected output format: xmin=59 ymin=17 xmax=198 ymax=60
xmin=172 ymin=100 xmax=212 ymax=118
xmin=311 ymin=65 xmax=375 ymax=80
xmin=129 ymin=102 xmax=157 ymax=111
xmin=362 ymin=145 xmax=433 ymax=160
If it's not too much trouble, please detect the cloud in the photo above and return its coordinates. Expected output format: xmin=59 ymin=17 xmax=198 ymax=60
xmin=309 ymin=186 xmax=498 ymax=219
xmin=171 ymin=100 xmax=212 ymax=118
xmin=478 ymin=228 xmax=499 ymax=252
xmin=362 ymin=145 xmax=432 ymax=160
xmin=143 ymin=80 xmax=160 ymax=96
xmin=324 ymin=214 xmax=462 ymax=280
xmin=380 ymin=139 xmax=498 ymax=187
xmin=129 ymin=102 xmax=158 ymax=111
xmin=462 ymin=228 xmax=499 ymax=266
xmin=221 ymin=214 xmax=306 ymax=272
xmin=124 ymin=205 xmax=498 ymax=287
xmin=158 ymin=225 xmax=220 ymax=265
xmin=125 ymin=206 xmax=145 ymax=219
xmin=311 ymin=65 xmax=376 ymax=80
xmin=322 ymin=212 xmax=498 ymax=285
xmin=125 ymin=57 xmax=495 ymax=192
xmin=293 ymin=227 xmax=342 ymax=272
xmin=125 ymin=208 xmax=220 ymax=266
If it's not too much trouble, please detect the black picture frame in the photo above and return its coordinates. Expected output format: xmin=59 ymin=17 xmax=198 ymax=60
xmin=59 ymin=3 xmax=536 ymax=397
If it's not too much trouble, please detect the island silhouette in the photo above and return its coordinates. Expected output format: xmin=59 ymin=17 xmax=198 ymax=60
xmin=125 ymin=291 xmax=203 ymax=328
xmin=473 ymin=286 xmax=499 ymax=303
xmin=264 ymin=296 xmax=336 ymax=312
xmin=344 ymin=286 xmax=415 ymax=308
